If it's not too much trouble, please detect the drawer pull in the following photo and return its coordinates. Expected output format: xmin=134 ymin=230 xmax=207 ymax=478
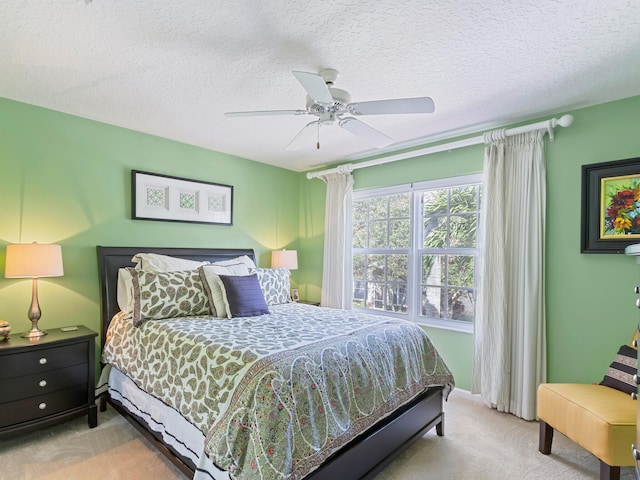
xmin=38 ymin=402 xmax=47 ymax=410
xmin=39 ymin=357 xmax=47 ymax=365
xmin=39 ymin=380 xmax=47 ymax=388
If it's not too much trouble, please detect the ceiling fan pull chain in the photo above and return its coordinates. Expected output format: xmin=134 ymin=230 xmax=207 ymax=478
xmin=316 ymin=121 xmax=320 ymax=149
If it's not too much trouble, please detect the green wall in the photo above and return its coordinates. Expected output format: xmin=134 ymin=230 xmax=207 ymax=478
xmin=0 ymin=98 xmax=301 ymax=353
xmin=300 ymin=95 xmax=640 ymax=391
xmin=3 ymin=94 xmax=640 ymax=393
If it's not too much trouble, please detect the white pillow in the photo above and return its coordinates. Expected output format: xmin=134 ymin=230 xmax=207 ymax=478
xmin=199 ymin=263 xmax=251 ymax=318
xmin=212 ymin=255 xmax=257 ymax=272
xmin=117 ymin=268 xmax=135 ymax=314
xmin=132 ymin=253 xmax=210 ymax=272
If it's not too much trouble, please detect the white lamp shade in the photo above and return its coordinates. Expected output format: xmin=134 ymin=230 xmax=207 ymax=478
xmin=5 ymin=243 xmax=64 ymax=278
xmin=271 ymin=250 xmax=298 ymax=270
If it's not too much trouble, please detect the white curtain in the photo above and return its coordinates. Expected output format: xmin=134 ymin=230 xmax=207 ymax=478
xmin=472 ymin=130 xmax=547 ymax=421
xmin=319 ymin=172 xmax=354 ymax=309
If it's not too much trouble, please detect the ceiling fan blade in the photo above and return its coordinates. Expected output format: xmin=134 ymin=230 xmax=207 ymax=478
xmin=339 ymin=117 xmax=393 ymax=148
xmin=292 ymin=71 xmax=334 ymax=104
xmin=347 ymin=97 xmax=435 ymax=115
xmin=225 ymin=109 xmax=308 ymax=118
xmin=285 ymin=121 xmax=320 ymax=150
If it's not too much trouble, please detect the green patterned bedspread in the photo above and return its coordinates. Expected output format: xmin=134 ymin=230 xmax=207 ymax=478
xmin=102 ymin=303 xmax=454 ymax=480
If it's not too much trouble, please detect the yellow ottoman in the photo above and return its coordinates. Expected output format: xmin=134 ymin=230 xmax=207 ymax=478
xmin=538 ymin=383 xmax=636 ymax=480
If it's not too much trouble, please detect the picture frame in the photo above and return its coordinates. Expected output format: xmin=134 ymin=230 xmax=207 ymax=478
xmin=581 ymin=157 xmax=640 ymax=253
xmin=132 ymin=170 xmax=233 ymax=226
xmin=291 ymin=288 xmax=300 ymax=302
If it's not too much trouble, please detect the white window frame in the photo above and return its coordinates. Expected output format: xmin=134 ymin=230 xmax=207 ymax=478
xmin=352 ymin=173 xmax=481 ymax=333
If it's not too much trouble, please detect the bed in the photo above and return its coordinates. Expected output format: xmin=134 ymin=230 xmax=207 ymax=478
xmin=96 ymin=246 xmax=454 ymax=480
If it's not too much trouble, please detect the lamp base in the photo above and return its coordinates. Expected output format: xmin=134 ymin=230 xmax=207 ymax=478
xmin=22 ymin=278 xmax=47 ymax=338
xmin=21 ymin=328 xmax=47 ymax=338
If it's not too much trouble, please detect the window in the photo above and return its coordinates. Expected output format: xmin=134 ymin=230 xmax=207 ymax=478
xmin=352 ymin=175 xmax=481 ymax=330
xmin=353 ymin=189 xmax=411 ymax=313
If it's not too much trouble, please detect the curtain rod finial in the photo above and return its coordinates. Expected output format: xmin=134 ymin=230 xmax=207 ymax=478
xmin=557 ymin=114 xmax=574 ymax=128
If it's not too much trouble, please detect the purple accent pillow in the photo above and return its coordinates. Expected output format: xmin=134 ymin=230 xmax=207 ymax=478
xmin=218 ymin=274 xmax=270 ymax=317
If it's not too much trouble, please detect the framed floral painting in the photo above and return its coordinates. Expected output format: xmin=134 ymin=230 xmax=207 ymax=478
xmin=581 ymin=157 xmax=640 ymax=253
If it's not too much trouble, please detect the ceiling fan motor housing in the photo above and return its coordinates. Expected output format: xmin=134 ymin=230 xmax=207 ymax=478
xmin=305 ymin=87 xmax=352 ymax=114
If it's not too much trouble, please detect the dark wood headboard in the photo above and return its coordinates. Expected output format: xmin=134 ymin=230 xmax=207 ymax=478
xmin=96 ymin=246 xmax=255 ymax=349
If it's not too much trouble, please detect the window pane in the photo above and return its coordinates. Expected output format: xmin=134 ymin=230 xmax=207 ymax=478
xmin=389 ymin=193 xmax=410 ymax=218
xmin=367 ymin=254 xmax=385 ymax=281
xmin=449 ymin=214 xmax=476 ymax=247
xmin=447 ymin=255 xmax=474 ymax=287
xmin=387 ymin=254 xmax=408 ymax=282
xmin=447 ymin=288 xmax=475 ymax=322
xmin=369 ymin=197 xmax=387 ymax=219
xmin=354 ymin=199 xmax=368 ymax=222
xmin=353 ymin=254 xmax=366 ymax=280
xmin=369 ymin=220 xmax=388 ymax=248
xmin=386 ymin=284 xmax=407 ymax=313
xmin=353 ymin=222 xmax=367 ymax=248
xmin=367 ymin=282 xmax=384 ymax=310
xmin=450 ymin=185 xmax=478 ymax=213
xmin=424 ymin=216 xmax=447 ymax=248
xmin=422 ymin=286 xmax=444 ymax=318
xmin=353 ymin=280 xmax=366 ymax=308
xmin=422 ymin=254 xmax=445 ymax=285
xmin=389 ymin=219 xmax=410 ymax=248
xmin=423 ymin=190 xmax=448 ymax=216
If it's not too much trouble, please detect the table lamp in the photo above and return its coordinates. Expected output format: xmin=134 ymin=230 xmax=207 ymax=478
xmin=271 ymin=249 xmax=298 ymax=270
xmin=5 ymin=242 xmax=64 ymax=338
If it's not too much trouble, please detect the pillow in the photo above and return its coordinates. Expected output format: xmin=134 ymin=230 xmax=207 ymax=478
xmin=211 ymin=255 xmax=257 ymax=272
xmin=128 ymin=268 xmax=211 ymax=327
xmin=256 ymin=268 xmax=291 ymax=305
xmin=599 ymin=344 xmax=638 ymax=395
xmin=199 ymin=263 xmax=252 ymax=318
xmin=117 ymin=268 xmax=135 ymax=314
xmin=132 ymin=253 xmax=210 ymax=272
xmin=218 ymin=274 xmax=269 ymax=317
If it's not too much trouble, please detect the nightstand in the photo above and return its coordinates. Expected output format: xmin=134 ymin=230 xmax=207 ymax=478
xmin=0 ymin=325 xmax=98 ymax=439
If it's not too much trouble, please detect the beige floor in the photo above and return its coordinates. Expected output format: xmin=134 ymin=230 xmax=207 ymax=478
xmin=0 ymin=389 xmax=636 ymax=479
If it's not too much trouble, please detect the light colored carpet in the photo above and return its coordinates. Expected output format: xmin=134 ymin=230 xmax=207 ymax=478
xmin=0 ymin=389 xmax=635 ymax=479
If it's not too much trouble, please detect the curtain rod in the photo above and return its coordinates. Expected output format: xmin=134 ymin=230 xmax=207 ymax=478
xmin=306 ymin=114 xmax=574 ymax=180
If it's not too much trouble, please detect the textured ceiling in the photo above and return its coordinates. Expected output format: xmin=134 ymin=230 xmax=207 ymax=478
xmin=1 ymin=1 xmax=640 ymax=172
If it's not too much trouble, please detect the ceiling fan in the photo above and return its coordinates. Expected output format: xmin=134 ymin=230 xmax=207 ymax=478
xmin=224 ymin=68 xmax=435 ymax=150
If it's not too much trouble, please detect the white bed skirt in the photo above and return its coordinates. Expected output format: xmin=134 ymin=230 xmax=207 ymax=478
xmin=100 ymin=365 xmax=231 ymax=480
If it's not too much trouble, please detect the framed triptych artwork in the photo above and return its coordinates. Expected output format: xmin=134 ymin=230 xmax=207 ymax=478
xmin=132 ymin=170 xmax=233 ymax=226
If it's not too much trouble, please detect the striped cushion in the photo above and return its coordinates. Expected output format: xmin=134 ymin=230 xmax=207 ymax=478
xmin=218 ymin=274 xmax=270 ymax=317
xmin=599 ymin=345 xmax=637 ymax=395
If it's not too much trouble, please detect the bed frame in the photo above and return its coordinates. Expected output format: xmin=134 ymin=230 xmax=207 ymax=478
xmin=96 ymin=246 xmax=446 ymax=480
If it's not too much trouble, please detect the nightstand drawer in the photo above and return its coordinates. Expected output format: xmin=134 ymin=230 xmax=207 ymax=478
xmin=0 ymin=363 xmax=88 ymax=403
xmin=0 ymin=384 xmax=88 ymax=428
xmin=0 ymin=342 xmax=87 ymax=379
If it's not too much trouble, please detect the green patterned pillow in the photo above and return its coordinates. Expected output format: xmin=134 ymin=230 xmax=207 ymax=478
xmin=128 ymin=268 xmax=211 ymax=327
xmin=256 ymin=268 xmax=291 ymax=305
